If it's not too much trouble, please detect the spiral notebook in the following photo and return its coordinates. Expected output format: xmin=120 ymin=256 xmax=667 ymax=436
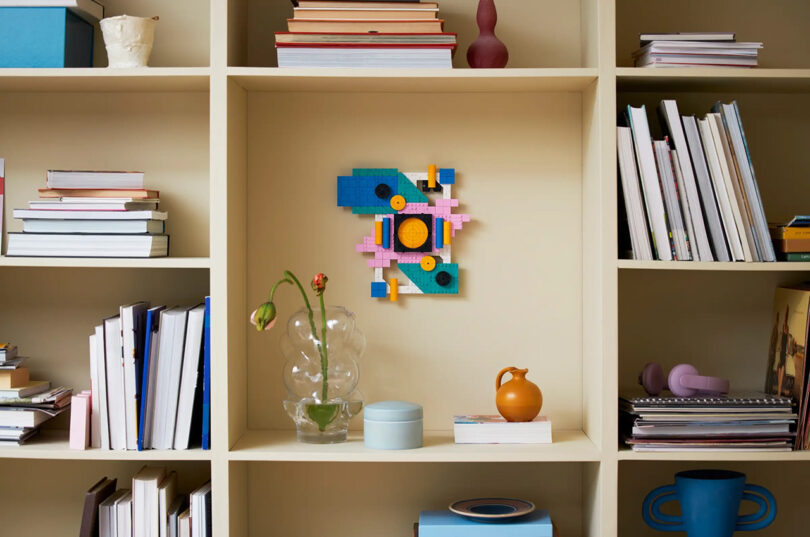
xmin=620 ymin=392 xmax=793 ymax=413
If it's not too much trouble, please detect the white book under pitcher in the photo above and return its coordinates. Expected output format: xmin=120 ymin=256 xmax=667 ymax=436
xmin=453 ymin=415 xmax=552 ymax=444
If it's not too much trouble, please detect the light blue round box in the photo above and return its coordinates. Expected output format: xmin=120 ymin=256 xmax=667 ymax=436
xmin=364 ymin=401 xmax=423 ymax=450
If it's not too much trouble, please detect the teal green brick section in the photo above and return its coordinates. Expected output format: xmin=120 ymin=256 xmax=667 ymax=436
xmin=352 ymin=168 xmax=398 ymax=176
xmin=352 ymin=206 xmax=396 ymax=215
xmin=397 ymin=173 xmax=428 ymax=203
xmin=398 ymin=263 xmax=458 ymax=294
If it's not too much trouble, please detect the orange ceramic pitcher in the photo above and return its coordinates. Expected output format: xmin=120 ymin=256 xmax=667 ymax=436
xmin=495 ymin=367 xmax=543 ymax=422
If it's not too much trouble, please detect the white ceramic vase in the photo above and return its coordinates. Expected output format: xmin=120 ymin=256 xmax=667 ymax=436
xmin=100 ymin=15 xmax=158 ymax=68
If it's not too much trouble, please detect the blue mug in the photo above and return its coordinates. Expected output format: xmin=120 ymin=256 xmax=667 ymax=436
xmin=642 ymin=470 xmax=776 ymax=537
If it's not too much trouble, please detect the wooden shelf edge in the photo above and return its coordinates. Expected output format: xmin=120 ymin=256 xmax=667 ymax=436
xmin=0 ymin=257 xmax=211 ymax=269
xmin=617 ymin=260 xmax=810 ymax=272
xmin=0 ymin=67 xmax=211 ymax=92
xmin=618 ymin=447 xmax=810 ymax=462
xmin=0 ymin=431 xmax=213 ymax=460
xmin=228 ymin=429 xmax=601 ymax=462
xmin=226 ymin=67 xmax=599 ymax=93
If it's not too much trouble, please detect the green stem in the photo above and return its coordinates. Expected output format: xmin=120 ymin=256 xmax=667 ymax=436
xmin=283 ymin=270 xmax=329 ymax=402
xmin=319 ymin=293 xmax=329 ymax=401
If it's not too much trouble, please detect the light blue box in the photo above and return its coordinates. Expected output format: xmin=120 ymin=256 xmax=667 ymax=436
xmin=364 ymin=401 xmax=422 ymax=450
xmin=419 ymin=510 xmax=553 ymax=537
xmin=0 ymin=7 xmax=94 ymax=67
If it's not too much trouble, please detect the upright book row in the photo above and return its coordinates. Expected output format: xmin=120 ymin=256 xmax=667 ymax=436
xmin=88 ymin=298 xmax=211 ymax=451
xmin=618 ymin=100 xmax=774 ymax=262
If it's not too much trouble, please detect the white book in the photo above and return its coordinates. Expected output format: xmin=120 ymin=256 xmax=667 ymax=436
xmin=133 ymin=466 xmax=167 ymax=537
xmin=708 ymin=113 xmax=756 ymax=262
xmin=617 ymin=127 xmax=653 ymax=260
xmin=716 ymin=101 xmax=775 ymax=261
xmin=88 ymin=333 xmax=101 ymax=448
xmin=178 ymin=510 xmax=191 ymax=537
xmin=190 ymin=481 xmax=212 ymax=537
xmin=13 ymin=209 xmax=167 ymax=220
xmin=174 ymin=304 xmax=205 ymax=450
xmin=22 ymin=219 xmax=165 ymax=234
xmin=168 ymin=497 xmax=188 ymax=537
xmin=151 ymin=308 xmax=190 ymax=450
xmin=46 ymin=170 xmax=144 ymax=189
xmin=117 ymin=491 xmax=133 ymax=537
xmin=653 ymin=140 xmax=691 ymax=260
xmin=100 ymin=489 xmax=130 ymax=537
xmin=104 ymin=316 xmax=127 ymax=450
xmin=670 ymin=150 xmax=698 ymax=261
xmin=0 ymin=0 xmax=103 ymax=21
xmin=659 ymin=100 xmax=713 ymax=261
xmin=6 ymin=233 xmax=169 ymax=258
xmin=453 ymin=416 xmax=552 ymax=444
xmin=627 ymin=105 xmax=673 ymax=260
xmin=698 ymin=117 xmax=745 ymax=261
xmin=277 ymin=47 xmax=453 ymax=68
xmin=682 ymin=115 xmax=730 ymax=261
xmin=158 ymin=472 xmax=178 ymax=537
xmin=122 ymin=302 xmax=149 ymax=450
xmin=94 ymin=325 xmax=111 ymax=450
xmin=141 ymin=306 xmax=166 ymax=450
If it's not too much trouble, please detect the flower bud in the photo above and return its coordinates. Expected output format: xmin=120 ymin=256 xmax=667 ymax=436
xmin=311 ymin=273 xmax=328 ymax=295
xmin=250 ymin=301 xmax=277 ymax=331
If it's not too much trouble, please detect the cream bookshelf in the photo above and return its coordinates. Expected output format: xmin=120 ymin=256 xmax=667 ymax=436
xmin=0 ymin=0 xmax=808 ymax=536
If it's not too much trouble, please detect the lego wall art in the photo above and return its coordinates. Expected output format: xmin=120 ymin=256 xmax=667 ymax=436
xmin=337 ymin=166 xmax=470 ymax=301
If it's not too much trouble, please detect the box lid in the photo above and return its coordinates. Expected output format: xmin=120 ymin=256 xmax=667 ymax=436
xmin=365 ymin=400 xmax=422 ymax=422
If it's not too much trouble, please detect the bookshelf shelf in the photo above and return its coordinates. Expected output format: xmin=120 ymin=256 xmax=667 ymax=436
xmin=618 ymin=448 xmax=810 ymax=462
xmin=227 ymin=67 xmax=599 ymax=93
xmin=616 ymin=67 xmax=810 ymax=92
xmin=617 ymin=260 xmax=810 ymax=272
xmin=0 ymin=257 xmax=211 ymax=269
xmin=0 ymin=431 xmax=211 ymax=461
xmin=0 ymin=68 xmax=211 ymax=92
xmin=228 ymin=429 xmax=600 ymax=463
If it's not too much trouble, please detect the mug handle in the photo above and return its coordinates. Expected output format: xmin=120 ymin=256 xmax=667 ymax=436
xmin=736 ymin=484 xmax=777 ymax=531
xmin=642 ymin=484 xmax=684 ymax=532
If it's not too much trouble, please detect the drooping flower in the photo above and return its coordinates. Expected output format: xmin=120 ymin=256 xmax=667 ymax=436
xmin=250 ymin=301 xmax=277 ymax=331
xmin=311 ymin=273 xmax=328 ymax=295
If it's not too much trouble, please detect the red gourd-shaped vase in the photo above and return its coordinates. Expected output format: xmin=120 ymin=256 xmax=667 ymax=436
xmin=466 ymin=0 xmax=509 ymax=68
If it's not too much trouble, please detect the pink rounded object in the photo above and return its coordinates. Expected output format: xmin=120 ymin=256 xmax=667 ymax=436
xmin=668 ymin=364 xmax=701 ymax=396
xmin=466 ymin=0 xmax=509 ymax=68
xmin=639 ymin=362 xmax=666 ymax=396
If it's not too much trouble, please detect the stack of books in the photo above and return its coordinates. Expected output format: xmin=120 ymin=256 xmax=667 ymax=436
xmin=633 ymin=32 xmax=763 ymax=68
xmin=275 ymin=0 xmax=457 ymax=68
xmin=89 ymin=298 xmax=211 ymax=451
xmin=0 ymin=343 xmax=72 ymax=445
xmin=620 ymin=393 xmax=796 ymax=452
xmin=618 ymin=100 xmax=775 ymax=262
xmin=453 ymin=415 xmax=552 ymax=444
xmin=770 ymin=216 xmax=810 ymax=261
xmin=8 ymin=170 xmax=169 ymax=258
xmin=80 ymin=468 xmax=211 ymax=537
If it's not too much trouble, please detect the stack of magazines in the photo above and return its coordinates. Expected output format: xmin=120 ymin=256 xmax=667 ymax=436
xmin=620 ymin=393 xmax=796 ymax=452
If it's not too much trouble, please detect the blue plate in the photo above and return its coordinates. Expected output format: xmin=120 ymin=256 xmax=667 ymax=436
xmin=449 ymin=498 xmax=535 ymax=520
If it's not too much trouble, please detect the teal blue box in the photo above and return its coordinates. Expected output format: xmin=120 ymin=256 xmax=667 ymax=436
xmin=0 ymin=7 xmax=94 ymax=67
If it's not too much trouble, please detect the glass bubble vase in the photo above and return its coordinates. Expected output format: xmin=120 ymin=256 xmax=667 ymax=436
xmin=280 ymin=306 xmax=365 ymax=444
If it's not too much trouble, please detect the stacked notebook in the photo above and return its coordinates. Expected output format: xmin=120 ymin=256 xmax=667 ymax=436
xmin=633 ymin=33 xmax=763 ymax=68
xmin=770 ymin=216 xmax=810 ymax=261
xmin=417 ymin=510 xmax=555 ymax=537
xmin=8 ymin=170 xmax=169 ymax=257
xmin=89 ymin=297 xmax=211 ymax=451
xmin=0 ymin=343 xmax=72 ymax=444
xmin=80 ymin=469 xmax=211 ymax=537
xmin=276 ymin=0 xmax=457 ymax=68
xmin=453 ymin=415 xmax=552 ymax=444
xmin=620 ymin=393 xmax=796 ymax=452
xmin=618 ymin=100 xmax=774 ymax=262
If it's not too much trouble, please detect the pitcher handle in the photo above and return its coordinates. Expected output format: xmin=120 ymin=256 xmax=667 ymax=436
xmin=736 ymin=484 xmax=776 ymax=531
xmin=642 ymin=484 xmax=684 ymax=532
xmin=496 ymin=367 xmax=517 ymax=391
